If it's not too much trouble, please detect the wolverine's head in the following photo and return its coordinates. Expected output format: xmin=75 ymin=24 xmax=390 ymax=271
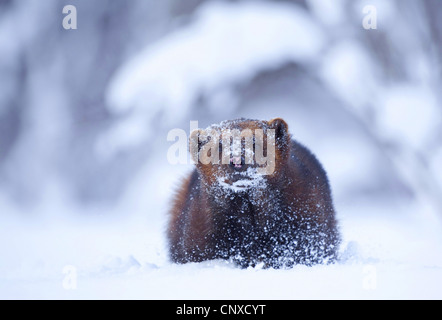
xmin=190 ymin=118 xmax=291 ymax=192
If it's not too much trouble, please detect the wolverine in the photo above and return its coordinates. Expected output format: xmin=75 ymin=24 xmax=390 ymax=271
xmin=167 ymin=118 xmax=340 ymax=268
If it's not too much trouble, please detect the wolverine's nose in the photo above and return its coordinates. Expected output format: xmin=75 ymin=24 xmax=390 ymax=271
xmin=229 ymin=156 xmax=246 ymax=171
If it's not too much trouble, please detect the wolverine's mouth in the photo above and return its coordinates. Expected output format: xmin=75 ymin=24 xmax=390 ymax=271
xmin=216 ymin=168 xmax=266 ymax=192
xmin=230 ymin=173 xmax=251 ymax=183
xmin=219 ymin=177 xmax=255 ymax=191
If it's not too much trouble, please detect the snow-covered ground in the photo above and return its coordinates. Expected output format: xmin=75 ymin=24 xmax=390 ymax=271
xmin=1 ymin=168 xmax=442 ymax=300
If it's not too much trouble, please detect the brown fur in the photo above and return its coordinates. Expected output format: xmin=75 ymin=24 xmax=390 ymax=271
xmin=168 ymin=118 xmax=340 ymax=268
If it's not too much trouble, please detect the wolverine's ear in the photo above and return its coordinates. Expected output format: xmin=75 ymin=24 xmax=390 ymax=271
xmin=189 ymin=129 xmax=204 ymax=163
xmin=268 ymin=118 xmax=290 ymax=147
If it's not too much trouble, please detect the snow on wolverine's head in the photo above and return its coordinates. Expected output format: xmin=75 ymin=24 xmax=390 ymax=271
xmin=189 ymin=118 xmax=291 ymax=192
